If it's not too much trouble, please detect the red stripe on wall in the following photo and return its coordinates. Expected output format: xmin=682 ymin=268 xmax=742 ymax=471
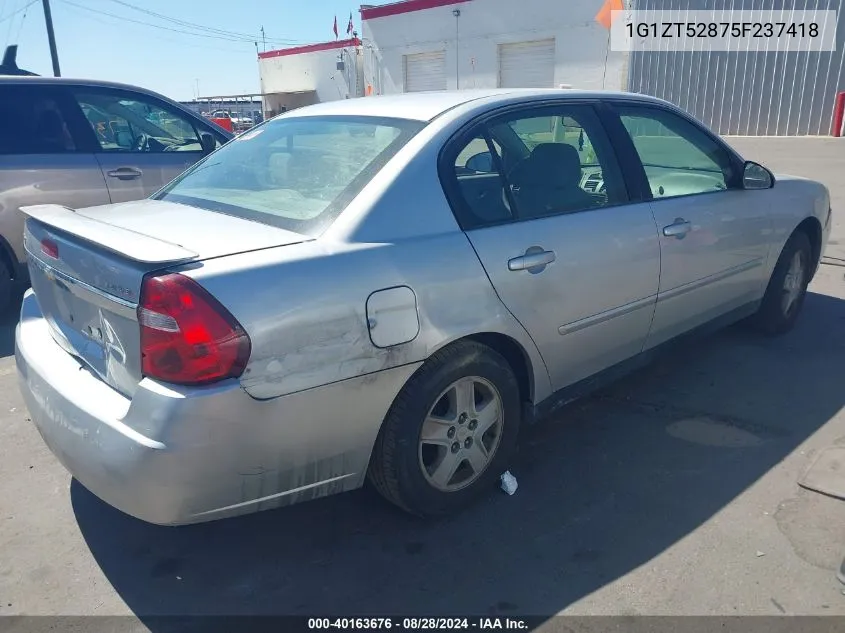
xmin=258 ymin=38 xmax=361 ymax=59
xmin=360 ymin=0 xmax=471 ymax=21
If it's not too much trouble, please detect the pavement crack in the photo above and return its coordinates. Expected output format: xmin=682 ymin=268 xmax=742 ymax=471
xmin=771 ymin=597 xmax=787 ymax=614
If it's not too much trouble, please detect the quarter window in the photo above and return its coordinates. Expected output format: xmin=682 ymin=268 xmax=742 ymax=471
xmin=617 ymin=106 xmax=736 ymax=199
xmin=74 ymin=92 xmax=205 ymax=153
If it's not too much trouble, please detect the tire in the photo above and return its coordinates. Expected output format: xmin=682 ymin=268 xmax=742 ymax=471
xmin=752 ymin=230 xmax=812 ymax=336
xmin=0 ymin=261 xmax=11 ymax=317
xmin=368 ymin=340 xmax=522 ymax=516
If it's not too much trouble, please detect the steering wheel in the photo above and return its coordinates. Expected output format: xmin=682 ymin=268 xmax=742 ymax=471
xmin=133 ymin=134 xmax=148 ymax=152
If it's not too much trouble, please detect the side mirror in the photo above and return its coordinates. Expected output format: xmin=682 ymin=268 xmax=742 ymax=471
xmin=465 ymin=151 xmax=494 ymax=173
xmin=200 ymin=132 xmax=217 ymax=154
xmin=742 ymin=161 xmax=775 ymax=190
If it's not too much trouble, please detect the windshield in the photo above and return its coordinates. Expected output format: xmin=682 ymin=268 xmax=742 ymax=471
xmin=156 ymin=115 xmax=425 ymax=235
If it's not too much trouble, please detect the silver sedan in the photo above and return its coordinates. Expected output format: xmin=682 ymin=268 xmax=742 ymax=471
xmin=15 ymin=89 xmax=832 ymax=525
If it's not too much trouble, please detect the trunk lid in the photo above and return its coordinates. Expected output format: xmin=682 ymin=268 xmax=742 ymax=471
xmin=22 ymin=200 xmax=309 ymax=397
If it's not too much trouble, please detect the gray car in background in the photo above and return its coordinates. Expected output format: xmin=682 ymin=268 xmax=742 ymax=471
xmin=0 ymin=76 xmax=232 ymax=310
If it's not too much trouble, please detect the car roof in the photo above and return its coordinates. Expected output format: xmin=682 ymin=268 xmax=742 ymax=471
xmin=282 ymin=89 xmax=665 ymax=122
xmin=0 ymin=75 xmax=180 ymax=100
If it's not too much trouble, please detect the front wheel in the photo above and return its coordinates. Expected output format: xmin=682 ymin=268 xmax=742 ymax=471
xmin=368 ymin=340 xmax=521 ymax=516
xmin=752 ymin=230 xmax=812 ymax=335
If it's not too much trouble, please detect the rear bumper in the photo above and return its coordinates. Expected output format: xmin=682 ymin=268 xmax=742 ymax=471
xmin=16 ymin=290 xmax=419 ymax=525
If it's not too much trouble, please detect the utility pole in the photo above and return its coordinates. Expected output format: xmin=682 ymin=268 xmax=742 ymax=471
xmin=260 ymin=26 xmax=266 ymax=52
xmin=41 ymin=0 xmax=61 ymax=77
xmin=452 ymin=9 xmax=460 ymax=89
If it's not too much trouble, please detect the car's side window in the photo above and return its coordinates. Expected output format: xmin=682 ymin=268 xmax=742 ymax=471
xmin=452 ymin=133 xmax=513 ymax=225
xmin=616 ymin=105 xmax=736 ymax=200
xmin=454 ymin=135 xmax=502 ymax=174
xmin=0 ymin=86 xmax=78 ymax=154
xmin=497 ymin=113 xmax=621 ymax=213
xmin=446 ymin=105 xmax=626 ymax=228
xmin=73 ymin=91 xmax=205 ymax=153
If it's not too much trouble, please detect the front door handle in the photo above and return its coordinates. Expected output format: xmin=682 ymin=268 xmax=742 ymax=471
xmin=106 ymin=167 xmax=143 ymax=180
xmin=662 ymin=218 xmax=692 ymax=239
xmin=508 ymin=248 xmax=556 ymax=272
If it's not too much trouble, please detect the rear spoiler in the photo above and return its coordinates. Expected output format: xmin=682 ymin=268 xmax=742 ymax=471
xmin=21 ymin=204 xmax=199 ymax=264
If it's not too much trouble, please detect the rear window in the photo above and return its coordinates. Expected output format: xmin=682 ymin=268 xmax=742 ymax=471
xmin=156 ymin=115 xmax=425 ymax=235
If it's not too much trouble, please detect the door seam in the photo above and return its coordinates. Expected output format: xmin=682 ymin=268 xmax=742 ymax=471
xmin=459 ymin=231 xmax=553 ymax=383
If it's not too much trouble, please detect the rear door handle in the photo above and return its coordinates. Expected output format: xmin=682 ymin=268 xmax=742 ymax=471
xmin=662 ymin=218 xmax=692 ymax=239
xmin=106 ymin=167 xmax=142 ymax=180
xmin=508 ymin=248 xmax=556 ymax=272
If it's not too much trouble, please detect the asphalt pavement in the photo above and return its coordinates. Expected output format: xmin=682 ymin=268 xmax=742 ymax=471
xmin=0 ymin=137 xmax=844 ymax=629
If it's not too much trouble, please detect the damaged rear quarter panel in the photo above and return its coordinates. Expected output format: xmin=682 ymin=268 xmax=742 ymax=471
xmin=180 ymin=232 xmax=550 ymax=403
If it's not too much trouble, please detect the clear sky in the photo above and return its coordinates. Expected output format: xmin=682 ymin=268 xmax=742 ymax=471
xmin=4 ymin=0 xmax=364 ymax=101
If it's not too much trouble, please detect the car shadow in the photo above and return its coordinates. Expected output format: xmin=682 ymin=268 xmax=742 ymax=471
xmin=70 ymin=291 xmax=845 ymax=626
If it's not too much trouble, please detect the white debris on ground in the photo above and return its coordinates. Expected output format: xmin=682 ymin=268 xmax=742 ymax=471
xmin=500 ymin=471 xmax=518 ymax=495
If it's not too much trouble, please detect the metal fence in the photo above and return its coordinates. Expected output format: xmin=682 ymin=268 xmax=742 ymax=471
xmin=626 ymin=0 xmax=845 ymax=135
xmin=179 ymin=99 xmax=263 ymax=120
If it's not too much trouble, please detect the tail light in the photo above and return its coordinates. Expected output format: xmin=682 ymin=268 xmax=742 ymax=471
xmin=41 ymin=238 xmax=59 ymax=259
xmin=138 ymin=273 xmax=251 ymax=385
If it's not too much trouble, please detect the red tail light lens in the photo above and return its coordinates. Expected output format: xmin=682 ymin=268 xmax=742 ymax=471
xmin=41 ymin=238 xmax=59 ymax=259
xmin=138 ymin=273 xmax=251 ymax=385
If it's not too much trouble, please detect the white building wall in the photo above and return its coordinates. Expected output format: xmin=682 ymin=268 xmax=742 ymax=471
xmin=258 ymin=39 xmax=362 ymax=111
xmin=362 ymin=0 xmax=627 ymax=95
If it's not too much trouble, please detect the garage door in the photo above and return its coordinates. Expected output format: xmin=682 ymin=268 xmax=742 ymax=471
xmin=404 ymin=51 xmax=446 ymax=92
xmin=498 ymin=39 xmax=555 ymax=88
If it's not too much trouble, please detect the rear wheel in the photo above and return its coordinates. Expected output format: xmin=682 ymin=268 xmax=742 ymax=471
xmin=752 ymin=231 xmax=812 ymax=335
xmin=0 ymin=261 xmax=12 ymax=316
xmin=368 ymin=340 xmax=521 ymax=516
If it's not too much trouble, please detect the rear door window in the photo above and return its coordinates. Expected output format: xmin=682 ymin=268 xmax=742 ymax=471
xmin=444 ymin=104 xmax=627 ymax=228
xmin=452 ymin=134 xmax=511 ymax=225
xmin=0 ymin=85 xmax=82 ymax=154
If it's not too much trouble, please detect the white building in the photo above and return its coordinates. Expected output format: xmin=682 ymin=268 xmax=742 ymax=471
xmin=360 ymin=0 xmax=628 ymax=95
xmin=256 ymin=0 xmax=626 ymax=115
xmin=255 ymin=0 xmax=844 ymax=136
xmin=257 ymin=37 xmax=364 ymax=117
